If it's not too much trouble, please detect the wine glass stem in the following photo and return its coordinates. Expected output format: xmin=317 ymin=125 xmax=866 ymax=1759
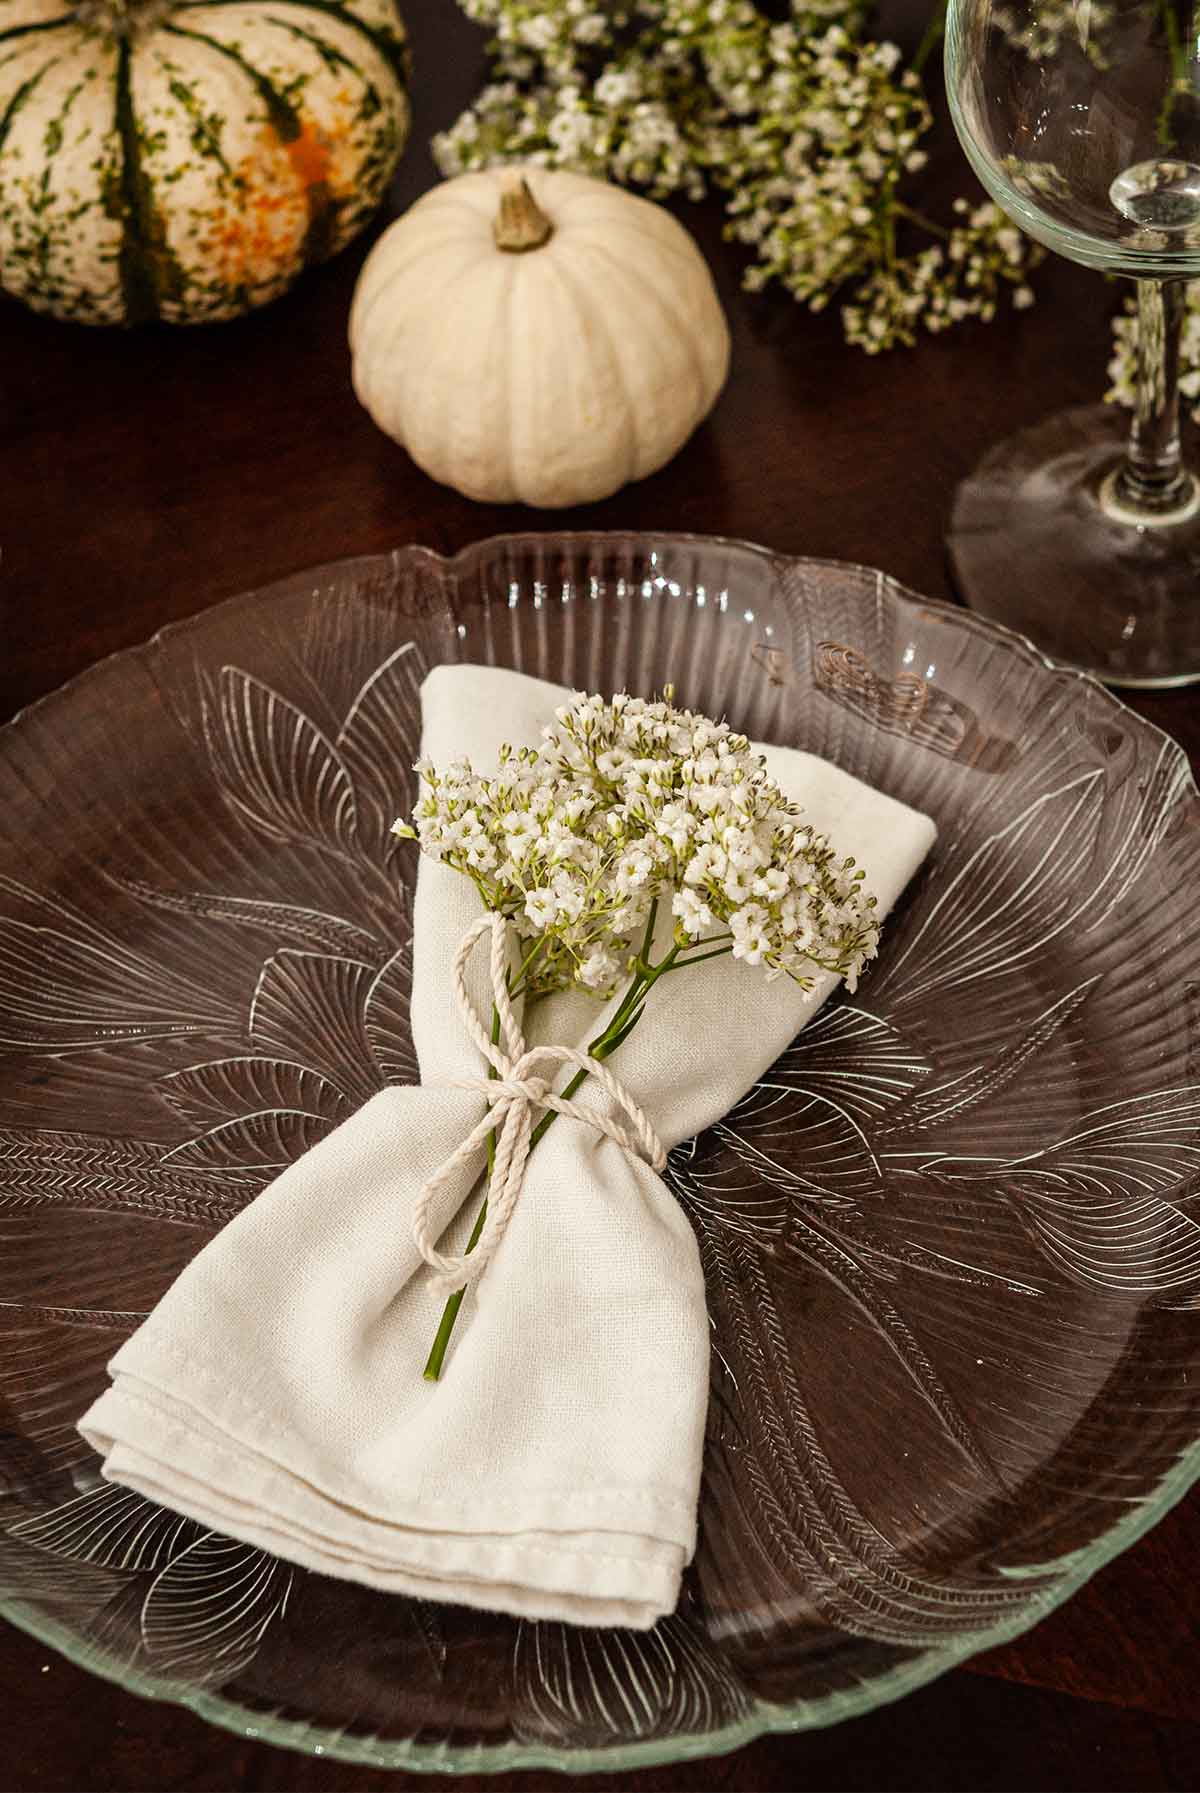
xmin=1112 ymin=277 xmax=1194 ymax=515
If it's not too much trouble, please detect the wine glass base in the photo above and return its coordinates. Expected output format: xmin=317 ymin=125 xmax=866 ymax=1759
xmin=947 ymin=403 xmax=1200 ymax=688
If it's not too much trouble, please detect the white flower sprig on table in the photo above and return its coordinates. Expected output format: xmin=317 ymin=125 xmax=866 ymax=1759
xmin=435 ymin=0 xmax=1043 ymax=353
xmin=393 ymin=687 xmax=880 ymax=1378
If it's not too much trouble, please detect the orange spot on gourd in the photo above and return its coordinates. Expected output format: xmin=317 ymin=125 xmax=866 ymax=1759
xmin=284 ymin=118 xmax=333 ymax=191
xmin=195 ymin=118 xmax=350 ymax=289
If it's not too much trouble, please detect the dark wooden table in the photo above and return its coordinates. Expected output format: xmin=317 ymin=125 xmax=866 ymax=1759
xmin=3 ymin=2 xmax=1198 ymax=1788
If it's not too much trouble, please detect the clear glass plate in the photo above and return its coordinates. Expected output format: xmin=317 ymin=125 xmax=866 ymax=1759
xmin=1 ymin=534 xmax=1198 ymax=1773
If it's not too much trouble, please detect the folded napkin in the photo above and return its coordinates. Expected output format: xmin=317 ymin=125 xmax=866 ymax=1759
xmin=79 ymin=666 xmax=936 ymax=1629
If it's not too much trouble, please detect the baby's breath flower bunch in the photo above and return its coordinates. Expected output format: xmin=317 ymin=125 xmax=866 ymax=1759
xmin=436 ymin=0 xmax=1042 ymax=352
xmin=396 ymin=688 xmax=882 ymax=1377
xmin=394 ymin=688 xmax=880 ymax=1001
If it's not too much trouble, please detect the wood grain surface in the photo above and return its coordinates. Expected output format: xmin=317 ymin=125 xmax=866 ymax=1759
xmin=1 ymin=1 xmax=1197 ymax=1787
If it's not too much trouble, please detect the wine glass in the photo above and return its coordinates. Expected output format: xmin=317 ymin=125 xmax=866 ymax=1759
xmin=945 ymin=0 xmax=1200 ymax=687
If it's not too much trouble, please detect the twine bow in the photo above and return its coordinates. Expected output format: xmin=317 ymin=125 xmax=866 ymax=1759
xmin=411 ymin=912 xmax=666 ymax=1294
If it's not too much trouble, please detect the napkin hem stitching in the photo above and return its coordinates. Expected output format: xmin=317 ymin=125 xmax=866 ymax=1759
xmin=101 ymin=1332 xmax=699 ymax=1531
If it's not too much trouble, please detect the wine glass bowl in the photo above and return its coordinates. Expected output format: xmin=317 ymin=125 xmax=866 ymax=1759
xmin=949 ymin=1 xmax=1200 ymax=271
xmin=945 ymin=0 xmax=1200 ymax=685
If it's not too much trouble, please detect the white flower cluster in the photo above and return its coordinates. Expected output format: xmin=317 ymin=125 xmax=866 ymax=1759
xmin=434 ymin=0 xmax=1043 ymax=350
xmin=1109 ymin=283 xmax=1200 ymax=423
xmin=434 ymin=10 xmax=706 ymax=202
xmin=715 ymin=27 xmax=930 ymax=309
xmin=393 ymin=690 xmax=880 ymax=999
xmin=844 ymin=200 xmax=1037 ymax=353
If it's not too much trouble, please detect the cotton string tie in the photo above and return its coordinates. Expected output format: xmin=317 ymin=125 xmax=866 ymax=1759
xmin=410 ymin=911 xmax=667 ymax=1294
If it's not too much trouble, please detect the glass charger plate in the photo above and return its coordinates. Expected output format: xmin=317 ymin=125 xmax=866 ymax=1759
xmin=1 ymin=533 xmax=1198 ymax=1774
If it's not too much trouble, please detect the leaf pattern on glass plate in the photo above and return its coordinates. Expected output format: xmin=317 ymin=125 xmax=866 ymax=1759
xmin=136 ymin=1533 xmax=294 ymax=1682
xmin=4 ymin=1477 xmax=294 ymax=1687
xmin=0 ymin=1130 xmax=254 ymax=1225
xmin=201 ymin=667 xmax=362 ymax=858
xmin=935 ymin=1089 xmax=1200 ymax=1305
xmin=10 ymin=1481 xmax=202 ymax=1572
xmin=248 ymin=951 xmax=381 ymax=1098
xmin=152 ymin=946 xmax=418 ymax=1173
xmin=363 ymin=948 xmax=418 ymax=1087
xmin=876 ymin=753 xmax=1190 ymax=1026
xmin=334 ymin=641 xmax=426 ymax=860
xmin=512 ymin=1611 xmax=752 ymax=1747
xmin=0 ymin=1182 xmax=236 ymax=1487
xmin=694 ymin=1220 xmax=1035 ymax=1648
xmin=105 ymin=876 xmax=390 ymax=966
xmin=158 ymin=1058 xmax=348 ymax=1137
xmin=4 ymin=1479 xmax=295 ymax=1687
xmin=0 ymin=877 xmax=237 ymax=1053
xmin=0 ymin=1529 xmax=129 ymax=1618
xmin=191 ymin=633 xmax=425 ymax=926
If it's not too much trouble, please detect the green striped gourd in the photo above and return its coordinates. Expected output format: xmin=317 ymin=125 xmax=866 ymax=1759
xmin=0 ymin=0 xmax=410 ymax=323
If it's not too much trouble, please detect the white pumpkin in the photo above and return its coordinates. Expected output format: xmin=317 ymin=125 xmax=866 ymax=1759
xmin=348 ymin=167 xmax=731 ymax=508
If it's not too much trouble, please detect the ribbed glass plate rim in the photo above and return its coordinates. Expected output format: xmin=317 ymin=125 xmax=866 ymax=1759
xmin=2 ymin=530 xmax=1198 ymax=1776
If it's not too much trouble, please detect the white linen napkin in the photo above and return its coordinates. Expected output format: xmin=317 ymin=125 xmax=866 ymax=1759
xmin=79 ymin=666 xmax=936 ymax=1630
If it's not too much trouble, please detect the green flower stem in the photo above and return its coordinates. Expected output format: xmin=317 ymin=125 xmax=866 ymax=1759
xmin=422 ymin=1002 xmax=503 ymax=1381
xmin=666 ymin=943 xmax=733 ymax=969
xmin=893 ymin=200 xmax=951 ymax=241
xmin=912 ymin=0 xmax=947 ymax=77
xmin=637 ymin=896 xmax=659 ymax=968
xmin=506 ymin=932 xmax=548 ymax=1002
xmin=420 ymin=1188 xmax=490 ymax=1381
xmin=882 ymin=204 xmax=897 ymax=275
xmin=1156 ymin=0 xmax=1188 ymax=149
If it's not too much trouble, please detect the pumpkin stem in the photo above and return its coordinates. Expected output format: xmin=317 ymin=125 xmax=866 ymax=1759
xmin=493 ymin=176 xmax=554 ymax=254
xmin=76 ymin=0 xmax=173 ymax=38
